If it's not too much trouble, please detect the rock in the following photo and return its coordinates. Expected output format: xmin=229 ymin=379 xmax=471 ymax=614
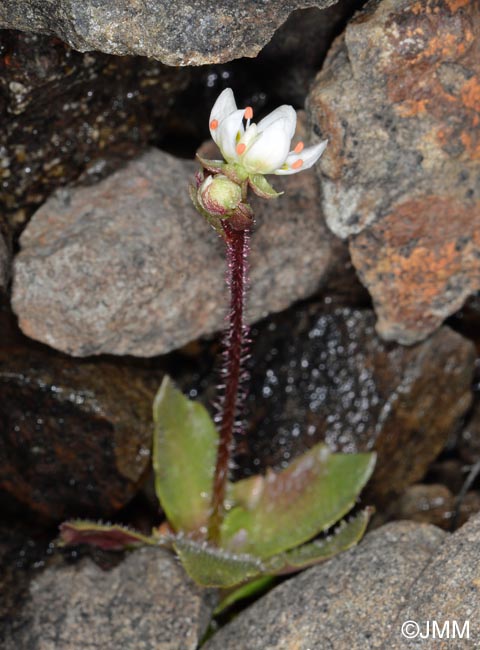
xmin=459 ymin=399 xmax=480 ymax=464
xmin=308 ymin=0 xmax=480 ymax=345
xmin=12 ymin=148 xmax=343 ymax=356
xmin=0 ymin=219 xmax=10 ymax=290
xmin=255 ymin=1 xmax=359 ymax=106
xmin=203 ymin=521 xmax=446 ymax=650
xmin=0 ymin=31 xmax=190 ymax=217
xmin=383 ymin=484 xmax=455 ymax=531
xmin=0 ymin=1 xmax=341 ymax=66
xmin=238 ymin=306 xmax=474 ymax=504
xmin=1 ymin=546 xmax=216 ymax=650
xmin=0 ymin=315 xmax=158 ymax=519
xmin=384 ymin=512 xmax=480 ymax=648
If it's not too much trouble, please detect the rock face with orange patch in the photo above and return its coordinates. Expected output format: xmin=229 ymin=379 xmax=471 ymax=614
xmin=308 ymin=0 xmax=480 ymax=344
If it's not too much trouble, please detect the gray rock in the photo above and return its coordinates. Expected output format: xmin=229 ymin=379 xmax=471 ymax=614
xmin=204 ymin=521 xmax=446 ymax=650
xmin=2 ymin=546 xmax=216 ymax=650
xmin=385 ymin=512 xmax=480 ymax=648
xmin=12 ymin=148 xmax=341 ymax=357
xmin=0 ymin=0 xmax=340 ymax=66
xmin=308 ymin=0 xmax=480 ymax=345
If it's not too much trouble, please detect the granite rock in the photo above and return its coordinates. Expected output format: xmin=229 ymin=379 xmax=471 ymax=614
xmin=204 ymin=521 xmax=446 ymax=650
xmin=308 ymin=0 xmax=480 ymax=344
xmin=12 ymin=148 xmax=342 ymax=356
xmin=385 ymin=512 xmax=480 ymax=648
xmin=0 ymin=0 xmax=341 ymax=66
xmin=2 ymin=546 xmax=216 ymax=650
xmin=0 ymin=31 xmax=190 ymax=218
xmin=0 ymin=317 xmax=158 ymax=519
xmin=239 ymin=306 xmax=474 ymax=504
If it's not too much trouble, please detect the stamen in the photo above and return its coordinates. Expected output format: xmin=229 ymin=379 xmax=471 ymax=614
xmin=294 ymin=141 xmax=304 ymax=154
xmin=236 ymin=143 xmax=247 ymax=155
xmin=210 ymin=119 xmax=219 ymax=130
xmin=244 ymin=106 xmax=253 ymax=120
xmin=292 ymin=159 xmax=303 ymax=170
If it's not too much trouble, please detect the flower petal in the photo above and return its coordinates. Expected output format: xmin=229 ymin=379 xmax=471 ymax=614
xmin=274 ymin=139 xmax=328 ymax=175
xmin=210 ymin=88 xmax=237 ymax=135
xmin=242 ymin=118 xmax=292 ymax=174
xmin=256 ymin=105 xmax=296 ymax=140
xmin=216 ymin=109 xmax=246 ymax=163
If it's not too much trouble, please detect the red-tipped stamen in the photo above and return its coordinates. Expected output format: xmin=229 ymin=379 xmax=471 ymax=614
xmin=210 ymin=119 xmax=219 ymax=130
xmin=236 ymin=142 xmax=247 ymax=155
xmin=292 ymin=159 xmax=303 ymax=170
xmin=294 ymin=141 xmax=304 ymax=154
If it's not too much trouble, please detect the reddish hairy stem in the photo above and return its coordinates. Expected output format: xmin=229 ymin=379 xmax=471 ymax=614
xmin=208 ymin=223 xmax=250 ymax=543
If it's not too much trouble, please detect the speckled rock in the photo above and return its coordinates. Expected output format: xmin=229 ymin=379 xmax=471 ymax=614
xmin=12 ymin=148 xmax=343 ymax=357
xmin=385 ymin=512 xmax=480 ymax=648
xmin=203 ymin=521 xmax=446 ymax=650
xmin=0 ymin=31 xmax=190 ymax=218
xmin=308 ymin=0 xmax=480 ymax=345
xmin=2 ymin=546 xmax=216 ymax=650
xmin=0 ymin=1 xmax=342 ymax=66
xmin=0 ymin=314 xmax=158 ymax=519
xmin=0 ymin=220 xmax=10 ymax=290
xmin=459 ymin=398 xmax=480 ymax=464
xmin=238 ymin=306 xmax=474 ymax=504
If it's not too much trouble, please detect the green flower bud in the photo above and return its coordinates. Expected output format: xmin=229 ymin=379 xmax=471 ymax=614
xmin=199 ymin=175 xmax=243 ymax=217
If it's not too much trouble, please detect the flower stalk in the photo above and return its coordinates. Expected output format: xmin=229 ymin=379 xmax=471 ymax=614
xmin=190 ymin=87 xmax=328 ymax=544
xmin=208 ymin=222 xmax=250 ymax=543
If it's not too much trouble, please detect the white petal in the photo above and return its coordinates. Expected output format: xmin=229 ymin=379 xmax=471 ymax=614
xmin=241 ymin=123 xmax=258 ymax=149
xmin=216 ymin=109 xmax=245 ymax=162
xmin=273 ymin=139 xmax=328 ymax=175
xmin=210 ymin=88 xmax=237 ymax=126
xmin=242 ymin=118 xmax=292 ymax=174
xmin=256 ymin=105 xmax=296 ymax=140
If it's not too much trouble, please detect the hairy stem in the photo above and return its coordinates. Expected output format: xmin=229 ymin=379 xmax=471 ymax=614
xmin=208 ymin=222 xmax=250 ymax=543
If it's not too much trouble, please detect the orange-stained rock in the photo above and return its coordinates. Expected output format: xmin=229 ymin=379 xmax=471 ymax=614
xmin=308 ymin=0 xmax=480 ymax=344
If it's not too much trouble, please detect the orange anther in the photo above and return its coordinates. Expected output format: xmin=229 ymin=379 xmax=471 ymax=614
xmin=210 ymin=119 xmax=219 ymax=130
xmin=244 ymin=106 xmax=253 ymax=120
xmin=236 ymin=143 xmax=247 ymax=155
xmin=294 ymin=141 xmax=304 ymax=154
xmin=292 ymin=159 xmax=303 ymax=170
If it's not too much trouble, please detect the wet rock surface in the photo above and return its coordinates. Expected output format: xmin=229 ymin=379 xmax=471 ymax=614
xmin=308 ymin=0 xmax=480 ymax=345
xmin=0 ymin=1 xmax=341 ymax=66
xmin=1 ymin=546 xmax=216 ymax=650
xmin=0 ymin=314 xmax=158 ymax=519
xmin=12 ymin=148 xmax=342 ymax=357
xmin=204 ymin=521 xmax=446 ymax=650
xmin=239 ymin=305 xmax=474 ymax=503
xmin=0 ymin=31 xmax=191 ymax=218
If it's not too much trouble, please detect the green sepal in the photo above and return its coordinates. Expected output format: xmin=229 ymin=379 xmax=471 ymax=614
xmin=153 ymin=376 xmax=218 ymax=534
xmin=221 ymin=443 xmax=376 ymax=559
xmin=248 ymin=174 xmax=283 ymax=199
xmin=173 ymin=537 xmax=265 ymax=588
xmin=195 ymin=154 xmax=226 ymax=174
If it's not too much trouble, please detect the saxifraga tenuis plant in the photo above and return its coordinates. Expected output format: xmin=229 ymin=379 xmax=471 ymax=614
xmin=59 ymin=89 xmax=376 ymax=610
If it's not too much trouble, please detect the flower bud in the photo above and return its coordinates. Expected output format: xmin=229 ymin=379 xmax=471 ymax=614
xmin=199 ymin=174 xmax=243 ymax=217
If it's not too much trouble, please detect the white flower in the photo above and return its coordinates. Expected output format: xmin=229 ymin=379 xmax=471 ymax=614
xmin=209 ymin=88 xmax=327 ymax=176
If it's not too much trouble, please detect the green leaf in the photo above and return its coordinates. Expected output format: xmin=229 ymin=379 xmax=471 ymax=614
xmin=214 ymin=576 xmax=275 ymax=615
xmin=221 ymin=443 xmax=376 ymax=559
xmin=265 ymin=507 xmax=373 ymax=575
xmin=248 ymin=174 xmax=283 ymax=199
xmin=153 ymin=376 xmax=218 ymax=534
xmin=195 ymin=154 xmax=226 ymax=174
xmin=58 ymin=520 xmax=158 ymax=551
xmin=173 ymin=537 xmax=265 ymax=588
